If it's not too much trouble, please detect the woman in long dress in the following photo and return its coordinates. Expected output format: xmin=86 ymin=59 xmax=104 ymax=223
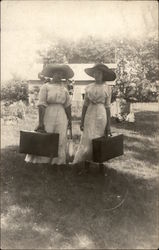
xmin=73 ymin=63 xmax=116 ymax=165
xmin=25 ymin=64 xmax=74 ymax=165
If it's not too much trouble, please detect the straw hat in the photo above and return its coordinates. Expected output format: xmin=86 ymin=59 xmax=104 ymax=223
xmin=84 ymin=63 xmax=116 ymax=81
xmin=39 ymin=64 xmax=74 ymax=79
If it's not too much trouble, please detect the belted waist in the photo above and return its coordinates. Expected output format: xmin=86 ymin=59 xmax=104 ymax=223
xmin=89 ymin=101 xmax=105 ymax=105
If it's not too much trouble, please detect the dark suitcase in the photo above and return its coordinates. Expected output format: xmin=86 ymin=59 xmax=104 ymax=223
xmin=19 ymin=130 xmax=59 ymax=157
xmin=92 ymin=134 xmax=123 ymax=163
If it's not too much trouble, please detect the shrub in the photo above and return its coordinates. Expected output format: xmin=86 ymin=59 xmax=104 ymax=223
xmin=1 ymin=80 xmax=29 ymax=104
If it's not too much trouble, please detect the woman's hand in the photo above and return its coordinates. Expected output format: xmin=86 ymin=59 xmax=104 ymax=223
xmin=35 ymin=124 xmax=46 ymax=133
xmin=105 ymin=126 xmax=112 ymax=137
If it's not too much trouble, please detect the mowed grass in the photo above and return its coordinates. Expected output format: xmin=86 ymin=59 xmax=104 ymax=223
xmin=1 ymin=111 xmax=159 ymax=249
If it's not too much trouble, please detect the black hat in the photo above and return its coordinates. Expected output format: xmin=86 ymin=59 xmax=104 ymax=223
xmin=85 ymin=63 xmax=116 ymax=81
xmin=39 ymin=64 xmax=74 ymax=79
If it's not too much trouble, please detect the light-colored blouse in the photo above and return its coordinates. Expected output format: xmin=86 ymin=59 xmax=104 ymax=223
xmin=38 ymin=83 xmax=71 ymax=108
xmin=84 ymin=83 xmax=111 ymax=108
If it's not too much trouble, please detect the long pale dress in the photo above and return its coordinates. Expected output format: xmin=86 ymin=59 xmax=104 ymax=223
xmin=25 ymin=83 xmax=71 ymax=165
xmin=73 ymin=83 xmax=111 ymax=163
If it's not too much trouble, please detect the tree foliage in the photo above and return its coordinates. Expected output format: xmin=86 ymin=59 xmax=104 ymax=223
xmin=37 ymin=36 xmax=115 ymax=64
xmin=115 ymin=38 xmax=158 ymax=102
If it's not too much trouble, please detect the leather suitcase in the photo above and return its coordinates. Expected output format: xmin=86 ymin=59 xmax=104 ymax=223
xmin=92 ymin=134 xmax=123 ymax=163
xmin=19 ymin=130 xmax=59 ymax=157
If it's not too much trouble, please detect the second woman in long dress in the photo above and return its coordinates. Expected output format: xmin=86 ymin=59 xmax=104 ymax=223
xmin=73 ymin=63 xmax=116 ymax=164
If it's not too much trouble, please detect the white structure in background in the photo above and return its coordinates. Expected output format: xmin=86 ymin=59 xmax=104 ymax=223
xmin=28 ymin=62 xmax=117 ymax=88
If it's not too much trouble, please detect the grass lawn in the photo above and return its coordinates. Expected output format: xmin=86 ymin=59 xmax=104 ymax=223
xmin=1 ymin=111 xmax=159 ymax=249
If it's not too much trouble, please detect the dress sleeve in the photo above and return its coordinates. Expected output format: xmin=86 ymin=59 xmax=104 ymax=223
xmin=64 ymin=89 xmax=71 ymax=108
xmin=37 ymin=84 xmax=48 ymax=107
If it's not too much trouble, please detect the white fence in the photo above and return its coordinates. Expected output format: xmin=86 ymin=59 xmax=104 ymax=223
xmin=72 ymin=100 xmax=159 ymax=118
xmin=131 ymin=102 xmax=159 ymax=112
xmin=71 ymin=100 xmax=159 ymax=119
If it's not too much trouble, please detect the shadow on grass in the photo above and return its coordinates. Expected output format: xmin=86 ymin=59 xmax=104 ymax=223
xmin=111 ymin=111 xmax=159 ymax=136
xmin=123 ymin=134 xmax=159 ymax=165
xmin=1 ymin=145 xmax=158 ymax=249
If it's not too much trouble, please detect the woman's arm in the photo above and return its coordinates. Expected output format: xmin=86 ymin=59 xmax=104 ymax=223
xmin=80 ymin=105 xmax=88 ymax=131
xmin=105 ymin=86 xmax=112 ymax=136
xmin=38 ymin=105 xmax=46 ymax=127
xmin=105 ymin=107 xmax=112 ymax=136
xmin=35 ymin=84 xmax=48 ymax=132
xmin=35 ymin=105 xmax=46 ymax=132
xmin=65 ymin=105 xmax=72 ymax=128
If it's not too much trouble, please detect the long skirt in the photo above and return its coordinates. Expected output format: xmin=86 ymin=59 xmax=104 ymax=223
xmin=25 ymin=104 xmax=68 ymax=165
xmin=73 ymin=103 xmax=107 ymax=163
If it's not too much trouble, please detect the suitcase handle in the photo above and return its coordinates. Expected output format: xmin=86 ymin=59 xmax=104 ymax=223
xmin=34 ymin=124 xmax=47 ymax=133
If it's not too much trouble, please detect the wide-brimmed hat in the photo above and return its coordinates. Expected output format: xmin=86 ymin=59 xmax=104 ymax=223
xmin=39 ymin=64 xmax=74 ymax=79
xmin=84 ymin=63 xmax=116 ymax=81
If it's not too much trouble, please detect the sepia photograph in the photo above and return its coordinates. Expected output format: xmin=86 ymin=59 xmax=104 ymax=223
xmin=1 ymin=0 xmax=159 ymax=249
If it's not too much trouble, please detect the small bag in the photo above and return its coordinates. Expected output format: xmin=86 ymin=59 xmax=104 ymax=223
xmin=19 ymin=130 xmax=59 ymax=157
xmin=126 ymin=112 xmax=135 ymax=123
xmin=92 ymin=134 xmax=123 ymax=163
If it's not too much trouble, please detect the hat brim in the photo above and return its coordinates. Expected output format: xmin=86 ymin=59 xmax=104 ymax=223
xmin=85 ymin=65 xmax=116 ymax=81
xmin=40 ymin=64 xmax=74 ymax=79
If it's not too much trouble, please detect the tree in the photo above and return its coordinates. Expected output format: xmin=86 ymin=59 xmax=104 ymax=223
xmin=115 ymin=38 xmax=158 ymax=102
xmin=37 ymin=36 xmax=115 ymax=64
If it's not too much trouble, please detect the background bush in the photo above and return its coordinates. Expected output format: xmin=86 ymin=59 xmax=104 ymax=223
xmin=1 ymin=80 xmax=29 ymax=104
